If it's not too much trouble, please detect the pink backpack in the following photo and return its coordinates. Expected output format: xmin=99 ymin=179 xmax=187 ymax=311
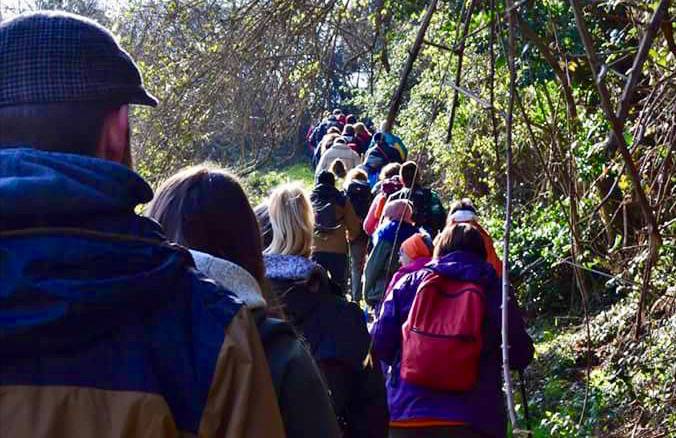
xmin=401 ymin=273 xmax=485 ymax=391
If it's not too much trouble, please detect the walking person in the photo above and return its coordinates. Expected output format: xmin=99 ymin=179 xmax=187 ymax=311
xmin=316 ymin=136 xmax=361 ymax=175
xmin=263 ymin=183 xmax=390 ymax=437
xmin=310 ymin=171 xmax=362 ymax=294
xmin=388 ymin=161 xmax=447 ymax=237
xmin=362 ymin=200 xmax=418 ymax=310
xmin=371 ymin=223 xmax=534 ymax=437
xmin=343 ymin=167 xmax=373 ymax=302
xmin=364 ymin=163 xmax=403 ymax=237
xmin=0 ymin=12 xmax=283 ymax=437
xmin=146 ymin=165 xmax=341 ymax=438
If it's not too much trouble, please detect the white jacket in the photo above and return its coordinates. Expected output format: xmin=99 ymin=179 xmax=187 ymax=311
xmin=316 ymin=142 xmax=361 ymax=175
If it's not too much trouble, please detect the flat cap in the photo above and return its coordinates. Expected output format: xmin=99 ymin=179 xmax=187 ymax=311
xmin=0 ymin=11 xmax=158 ymax=108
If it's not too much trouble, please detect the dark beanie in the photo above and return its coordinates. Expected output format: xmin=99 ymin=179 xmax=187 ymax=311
xmin=317 ymin=170 xmax=335 ymax=186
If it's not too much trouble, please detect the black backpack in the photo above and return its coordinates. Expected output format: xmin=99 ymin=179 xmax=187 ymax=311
xmin=311 ymin=189 xmax=346 ymax=233
xmin=346 ymin=181 xmax=372 ymax=220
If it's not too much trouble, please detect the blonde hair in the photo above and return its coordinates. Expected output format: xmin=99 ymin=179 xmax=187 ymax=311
xmin=265 ymin=182 xmax=314 ymax=257
xmin=343 ymin=167 xmax=368 ymax=190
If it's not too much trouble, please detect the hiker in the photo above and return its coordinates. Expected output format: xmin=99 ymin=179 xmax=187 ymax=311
xmin=0 ymin=11 xmax=283 ymax=437
xmin=146 ymin=165 xmax=340 ymax=437
xmin=371 ymin=162 xmax=403 ymax=195
xmin=362 ymin=127 xmax=408 ymax=186
xmin=263 ymin=183 xmax=390 ymax=437
xmin=371 ymin=223 xmax=534 ymax=438
xmin=316 ymin=136 xmax=361 ymax=175
xmin=388 ymin=161 xmax=447 ymax=237
xmin=363 ymin=200 xmax=418 ymax=310
xmin=310 ymin=171 xmax=362 ymax=294
xmin=363 ymin=163 xmax=403 ymax=236
xmin=312 ymin=130 xmax=341 ymax=169
xmin=342 ymin=124 xmax=361 ymax=154
xmin=447 ymin=198 xmax=502 ymax=276
xmin=343 ymin=167 xmax=373 ymax=302
xmin=382 ymin=232 xmax=433 ymax=303
xmin=310 ymin=112 xmax=342 ymax=154
xmin=354 ymin=122 xmax=373 ymax=156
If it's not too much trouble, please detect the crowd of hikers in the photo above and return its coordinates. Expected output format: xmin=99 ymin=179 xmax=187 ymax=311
xmin=0 ymin=11 xmax=535 ymax=438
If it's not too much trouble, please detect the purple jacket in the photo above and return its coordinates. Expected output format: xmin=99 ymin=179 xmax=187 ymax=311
xmin=371 ymin=251 xmax=534 ymax=437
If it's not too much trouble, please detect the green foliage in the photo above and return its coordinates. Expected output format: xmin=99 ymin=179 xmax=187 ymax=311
xmin=243 ymin=162 xmax=314 ymax=206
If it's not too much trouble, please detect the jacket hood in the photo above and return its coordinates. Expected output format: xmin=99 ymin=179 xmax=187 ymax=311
xmin=264 ymin=254 xmax=320 ymax=281
xmin=0 ymin=148 xmax=223 ymax=357
xmin=190 ymin=250 xmax=266 ymax=310
xmin=426 ymin=251 xmax=497 ymax=287
xmin=0 ymin=227 xmax=205 ymax=357
xmin=0 ymin=148 xmax=153 ymax=229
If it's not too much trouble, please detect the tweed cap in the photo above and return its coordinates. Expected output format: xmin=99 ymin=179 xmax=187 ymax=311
xmin=0 ymin=11 xmax=157 ymax=108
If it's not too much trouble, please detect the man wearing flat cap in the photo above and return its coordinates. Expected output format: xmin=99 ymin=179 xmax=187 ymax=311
xmin=0 ymin=11 xmax=284 ymax=437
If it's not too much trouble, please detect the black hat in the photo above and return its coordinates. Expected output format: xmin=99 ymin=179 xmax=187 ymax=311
xmin=0 ymin=11 xmax=158 ymax=108
xmin=317 ymin=170 xmax=335 ymax=186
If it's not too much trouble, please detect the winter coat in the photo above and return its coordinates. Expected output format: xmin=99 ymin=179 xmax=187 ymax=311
xmin=363 ymin=219 xmax=418 ymax=307
xmin=371 ymin=251 xmax=535 ymax=437
xmin=191 ymin=251 xmax=340 ymax=438
xmin=316 ymin=142 xmax=361 ymax=175
xmin=381 ymin=257 xmax=431 ymax=305
xmin=311 ymin=183 xmax=362 ymax=254
xmin=264 ymin=254 xmax=390 ymax=438
xmin=0 ymin=148 xmax=284 ymax=438
xmin=363 ymin=177 xmax=404 ymax=236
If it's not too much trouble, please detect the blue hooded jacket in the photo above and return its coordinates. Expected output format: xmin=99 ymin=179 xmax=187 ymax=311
xmin=0 ymin=148 xmax=281 ymax=436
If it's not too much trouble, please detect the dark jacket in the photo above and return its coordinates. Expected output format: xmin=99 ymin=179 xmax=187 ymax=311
xmin=363 ymin=219 xmax=418 ymax=307
xmin=264 ymin=254 xmax=389 ymax=438
xmin=388 ymin=186 xmax=447 ymax=237
xmin=191 ymin=251 xmax=340 ymax=438
xmin=0 ymin=148 xmax=284 ymax=437
xmin=371 ymin=251 xmax=534 ymax=437
xmin=311 ymin=183 xmax=361 ymax=254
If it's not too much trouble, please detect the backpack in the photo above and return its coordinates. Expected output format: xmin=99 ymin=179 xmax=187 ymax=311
xmin=400 ymin=272 xmax=485 ymax=391
xmin=312 ymin=190 xmax=345 ymax=233
xmin=394 ymin=188 xmax=447 ymax=236
xmin=347 ymin=181 xmax=372 ymax=220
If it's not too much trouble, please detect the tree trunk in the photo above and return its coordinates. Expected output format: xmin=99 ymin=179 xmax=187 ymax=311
xmin=383 ymin=0 xmax=439 ymax=132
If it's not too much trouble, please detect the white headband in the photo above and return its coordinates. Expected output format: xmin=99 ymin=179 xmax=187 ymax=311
xmin=449 ymin=210 xmax=477 ymax=223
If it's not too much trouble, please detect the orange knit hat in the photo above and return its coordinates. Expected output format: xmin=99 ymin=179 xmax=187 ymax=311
xmin=401 ymin=233 xmax=432 ymax=260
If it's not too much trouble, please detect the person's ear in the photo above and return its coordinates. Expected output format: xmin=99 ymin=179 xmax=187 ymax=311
xmin=97 ymin=105 xmax=129 ymax=163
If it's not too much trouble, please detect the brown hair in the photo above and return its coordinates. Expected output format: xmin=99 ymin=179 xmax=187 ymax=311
xmin=379 ymin=162 xmax=401 ymax=180
xmin=330 ymin=158 xmax=347 ymax=179
xmin=146 ymin=164 xmax=265 ymax=284
xmin=433 ymin=223 xmax=487 ymax=260
xmin=400 ymin=160 xmax=418 ymax=188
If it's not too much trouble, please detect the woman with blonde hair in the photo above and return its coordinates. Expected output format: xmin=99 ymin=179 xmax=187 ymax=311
xmin=264 ymin=182 xmax=389 ymax=438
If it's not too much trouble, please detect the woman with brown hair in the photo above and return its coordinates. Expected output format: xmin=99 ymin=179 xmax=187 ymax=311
xmin=371 ymin=223 xmax=534 ymax=437
xmin=146 ymin=165 xmax=340 ymax=438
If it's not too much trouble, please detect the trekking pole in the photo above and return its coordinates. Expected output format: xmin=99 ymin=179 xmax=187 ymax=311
xmin=519 ymin=370 xmax=532 ymax=437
